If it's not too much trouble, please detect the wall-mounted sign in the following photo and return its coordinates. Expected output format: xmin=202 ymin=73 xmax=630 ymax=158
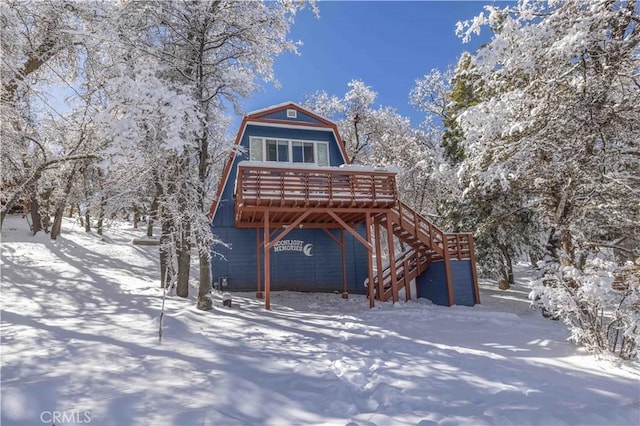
xmin=273 ymin=239 xmax=313 ymax=257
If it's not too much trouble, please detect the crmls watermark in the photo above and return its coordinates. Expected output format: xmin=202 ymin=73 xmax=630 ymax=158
xmin=40 ymin=410 xmax=92 ymax=424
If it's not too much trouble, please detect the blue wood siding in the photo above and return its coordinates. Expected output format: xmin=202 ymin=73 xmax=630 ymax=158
xmin=450 ymin=260 xmax=476 ymax=306
xmin=260 ymin=109 xmax=325 ymax=124
xmin=213 ymin=123 xmax=345 ymax=228
xmin=211 ymin=112 xmax=370 ymax=294
xmin=417 ymin=261 xmax=448 ymax=306
xmin=416 ymin=260 xmax=477 ymax=306
xmin=211 ymin=227 xmax=369 ymax=293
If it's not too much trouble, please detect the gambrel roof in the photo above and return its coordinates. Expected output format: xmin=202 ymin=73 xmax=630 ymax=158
xmin=208 ymin=102 xmax=350 ymax=219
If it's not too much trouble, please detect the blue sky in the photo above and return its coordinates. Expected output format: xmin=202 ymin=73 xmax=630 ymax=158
xmin=241 ymin=1 xmax=493 ymax=125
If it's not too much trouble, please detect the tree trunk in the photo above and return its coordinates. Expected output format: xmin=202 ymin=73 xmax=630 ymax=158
xmin=529 ymin=251 xmax=541 ymax=268
xmin=497 ymin=241 xmax=514 ymax=289
xmin=196 ymin=247 xmax=213 ymax=310
xmin=28 ymin=189 xmax=43 ymax=235
xmin=176 ymin=219 xmax=191 ymax=298
xmin=147 ymin=194 xmax=159 ymax=238
xmin=133 ymin=206 xmax=139 ymax=229
xmin=196 ymin=129 xmax=212 ymax=309
xmin=160 ymin=216 xmax=173 ymax=289
xmin=97 ymin=197 xmax=105 ymax=236
xmin=84 ymin=209 xmax=91 ymax=232
xmin=51 ymin=164 xmax=79 ymax=240
xmin=546 ymin=182 xmax=573 ymax=265
xmin=147 ymin=217 xmax=154 ymax=238
xmin=560 ymin=229 xmax=574 ymax=267
xmin=50 ymin=205 xmax=65 ymax=240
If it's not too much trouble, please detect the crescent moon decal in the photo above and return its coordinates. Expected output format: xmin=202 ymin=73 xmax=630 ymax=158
xmin=303 ymin=243 xmax=313 ymax=257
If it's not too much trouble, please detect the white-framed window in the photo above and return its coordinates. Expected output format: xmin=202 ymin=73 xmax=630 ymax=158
xmin=266 ymin=139 xmax=289 ymax=162
xmin=249 ymin=137 xmax=329 ymax=166
xmin=316 ymin=143 xmax=329 ymax=166
xmin=286 ymin=109 xmax=297 ymax=118
xmin=250 ymin=137 xmax=263 ymax=161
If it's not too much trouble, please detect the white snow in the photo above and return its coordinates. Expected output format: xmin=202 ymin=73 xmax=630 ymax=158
xmin=238 ymin=160 xmax=397 ymax=174
xmin=1 ymin=215 xmax=638 ymax=426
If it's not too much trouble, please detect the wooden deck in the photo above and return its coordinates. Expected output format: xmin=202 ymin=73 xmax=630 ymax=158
xmin=234 ymin=163 xmax=397 ymax=228
xmin=232 ymin=162 xmax=478 ymax=309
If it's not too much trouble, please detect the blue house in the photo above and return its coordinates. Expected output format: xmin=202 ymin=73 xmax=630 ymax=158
xmin=209 ymin=103 xmax=480 ymax=309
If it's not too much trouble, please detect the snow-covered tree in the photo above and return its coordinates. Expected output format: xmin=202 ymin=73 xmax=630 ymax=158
xmin=456 ymin=0 xmax=639 ymax=262
xmin=98 ymin=0 xmax=315 ymax=309
xmin=455 ymin=0 xmax=639 ymax=356
xmin=411 ymin=53 xmax=485 ymax=165
xmin=305 ymin=80 xmax=448 ymax=218
xmin=0 ymin=0 xmax=105 ymax=229
xmin=531 ymin=256 xmax=639 ymax=359
xmin=412 ymin=56 xmax=544 ymax=288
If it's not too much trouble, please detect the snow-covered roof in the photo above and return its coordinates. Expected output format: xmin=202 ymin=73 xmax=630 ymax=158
xmin=237 ymin=160 xmax=398 ymax=174
xmin=246 ymin=101 xmax=303 ymax=116
xmin=245 ymin=101 xmax=335 ymax=125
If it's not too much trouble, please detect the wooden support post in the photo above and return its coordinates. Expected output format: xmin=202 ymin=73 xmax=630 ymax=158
xmin=264 ymin=211 xmax=271 ymax=310
xmin=443 ymin=235 xmax=455 ymax=306
xmin=405 ymin=265 xmax=412 ymax=301
xmin=385 ymin=212 xmax=399 ymax=303
xmin=468 ymin=233 xmax=480 ymax=304
xmin=365 ymin=213 xmax=375 ymax=308
xmin=374 ymin=217 xmax=384 ymax=300
xmin=256 ymin=229 xmax=263 ymax=299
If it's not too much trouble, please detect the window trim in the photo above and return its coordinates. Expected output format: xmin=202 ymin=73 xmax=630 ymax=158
xmin=286 ymin=109 xmax=297 ymax=118
xmin=249 ymin=137 xmax=329 ymax=166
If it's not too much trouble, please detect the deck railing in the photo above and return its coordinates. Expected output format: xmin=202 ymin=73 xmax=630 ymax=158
xmin=386 ymin=201 xmax=474 ymax=261
xmin=235 ymin=163 xmax=397 ymax=209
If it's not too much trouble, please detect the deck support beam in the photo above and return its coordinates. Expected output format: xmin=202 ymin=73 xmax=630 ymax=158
xmin=265 ymin=210 xmax=313 ymax=250
xmin=324 ymin=209 xmax=372 ymax=251
xmin=365 ymin=213 xmax=375 ymax=308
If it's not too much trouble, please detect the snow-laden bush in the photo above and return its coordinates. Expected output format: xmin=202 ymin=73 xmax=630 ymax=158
xmin=530 ymin=258 xmax=640 ymax=360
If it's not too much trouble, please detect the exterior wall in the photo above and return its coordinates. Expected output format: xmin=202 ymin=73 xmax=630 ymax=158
xmin=416 ymin=260 xmax=477 ymax=306
xmin=213 ymin=123 xmax=345 ymax=229
xmin=259 ymin=109 xmax=325 ymax=124
xmin=211 ymin=227 xmax=369 ymax=293
xmin=417 ymin=261 xmax=448 ymax=305
xmin=211 ymin=109 xmax=369 ymax=293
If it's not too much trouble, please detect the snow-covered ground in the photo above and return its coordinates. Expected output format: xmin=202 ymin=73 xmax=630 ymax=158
xmin=1 ymin=215 xmax=638 ymax=426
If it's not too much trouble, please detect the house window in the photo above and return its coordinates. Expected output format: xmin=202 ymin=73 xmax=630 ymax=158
xmin=292 ymin=141 xmax=315 ymax=163
xmin=317 ymin=143 xmax=329 ymax=166
xmin=250 ymin=137 xmax=329 ymax=166
xmin=286 ymin=109 xmax=297 ymax=118
xmin=250 ymin=137 xmax=263 ymax=161
xmin=265 ymin=139 xmax=290 ymax=162
xmin=277 ymin=140 xmax=289 ymax=162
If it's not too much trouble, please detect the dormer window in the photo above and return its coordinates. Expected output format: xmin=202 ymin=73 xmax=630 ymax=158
xmin=250 ymin=137 xmax=329 ymax=166
xmin=286 ymin=109 xmax=297 ymax=118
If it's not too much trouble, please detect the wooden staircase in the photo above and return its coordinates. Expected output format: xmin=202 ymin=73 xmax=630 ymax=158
xmin=371 ymin=201 xmax=476 ymax=303
xmin=371 ymin=248 xmax=430 ymax=301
